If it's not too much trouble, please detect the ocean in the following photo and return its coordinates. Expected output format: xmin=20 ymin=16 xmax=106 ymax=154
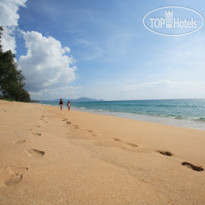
xmin=40 ymin=99 xmax=205 ymax=130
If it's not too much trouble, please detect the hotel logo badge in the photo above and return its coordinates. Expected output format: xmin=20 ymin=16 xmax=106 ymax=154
xmin=143 ymin=6 xmax=204 ymax=36
xmin=165 ymin=11 xmax=173 ymax=28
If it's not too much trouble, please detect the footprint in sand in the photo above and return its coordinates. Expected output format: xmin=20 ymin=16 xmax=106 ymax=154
xmin=5 ymin=174 xmax=23 ymax=186
xmin=74 ymin=125 xmax=79 ymax=129
xmin=15 ymin=139 xmax=26 ymax=144
xmin=126 ymin=142 xmax=138 ymax=148
xmin=3 ymin=167 xmax=28 ymax=186
xmin=34 ymin=133 xmax=42 ymax=136
xmin=87 ymin=130 xmax=97 ymax=136
xmin=66 ymin=121 xmax=71 ymax=124
xmin=26 ymin=149 xmax=45 ymax=158
xmin=113 ymin=138 xmax=121 ymax=142
xmin=157 ymin=150 xmax=174 ymax=157
xmin=182 ymin=162 xmax=204 ymax=172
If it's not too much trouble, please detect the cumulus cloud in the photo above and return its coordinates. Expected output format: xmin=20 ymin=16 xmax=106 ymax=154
xmin=0 ymin=0 xmax=27 ymax=52
xmin=0 ymin=1 xmax=77 ymax=99
xmin=18 ymin=31 xmax=76 ymax=94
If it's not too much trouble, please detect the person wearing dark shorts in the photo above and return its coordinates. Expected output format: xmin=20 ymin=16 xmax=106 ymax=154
xmin=59 ymin=99 xmax=63 ymax=110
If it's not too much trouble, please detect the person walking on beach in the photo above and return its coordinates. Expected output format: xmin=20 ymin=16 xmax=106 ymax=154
xmin=67 ymin=100 xmax=71 ymax=111
xmin=59 ymin=99 xmax=63 ymax=110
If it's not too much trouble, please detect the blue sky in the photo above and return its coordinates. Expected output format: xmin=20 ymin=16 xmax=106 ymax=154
xmin=1 ymin=0 xmax=205 ymax=100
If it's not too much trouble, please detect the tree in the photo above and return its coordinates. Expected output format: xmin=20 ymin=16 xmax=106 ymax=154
xmin=0 ymin=26 xmax=30 ymax=102
xmin=0 ymin=26 xmax=3 ymax=52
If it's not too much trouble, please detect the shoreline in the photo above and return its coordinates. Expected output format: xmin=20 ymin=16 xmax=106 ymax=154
xmin=39 ymin=101 xmax=205 ymax=130
xmin=71 ymin=106 xmax=205 ymax=131
xmin=1 ymin=100 xmax=205 ymax=204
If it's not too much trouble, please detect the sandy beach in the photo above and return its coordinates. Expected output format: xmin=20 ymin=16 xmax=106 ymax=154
xmin=0 ymin=100 xmax=205 ymax=204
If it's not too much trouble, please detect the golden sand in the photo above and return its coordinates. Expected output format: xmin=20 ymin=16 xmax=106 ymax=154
xmin=0 ymin=100 xmax=205 ymax=204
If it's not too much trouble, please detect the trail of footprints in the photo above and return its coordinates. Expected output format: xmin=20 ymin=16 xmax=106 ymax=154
xmin=5 ymin=117 xmax=46 ymax=187
xmin=64 ymin=116 xmax=204 ymax=173
xmin=62 ymin=114 xmax=205 ymax=174
xmin=113 ymin=138 xmax=204 ymax=172
xmin=8 ymin=115 xmax=203 ymax=188
xmin=157 ymin=150 xmax=204 ymax=172
xmin=25 ymin=117 xmax=45 ymax=159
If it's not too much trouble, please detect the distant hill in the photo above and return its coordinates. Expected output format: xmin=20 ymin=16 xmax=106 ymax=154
xmin=70 ymin=97 xmax=104 ymax=102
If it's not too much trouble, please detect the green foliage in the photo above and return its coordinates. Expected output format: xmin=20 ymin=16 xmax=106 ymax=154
xmin=1 ymin=98 xmax=14 ymax=102
xmin=0 ymin=26 xmax=30 ymax=102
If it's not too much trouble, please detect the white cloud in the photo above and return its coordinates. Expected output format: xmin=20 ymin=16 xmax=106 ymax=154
xmin=0 ymin=0 xmax=27 ymax=52
xmin=18 ymin=31 xmax=76 ymax=97
xmin=0 ymin=26 xmax=16 ymax=52
xmin=0 ymin=1 xmax=77 ymax=100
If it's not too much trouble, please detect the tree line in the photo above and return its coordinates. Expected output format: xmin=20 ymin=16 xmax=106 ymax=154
xmin=0 ymin=26 xmax=30 ymax=102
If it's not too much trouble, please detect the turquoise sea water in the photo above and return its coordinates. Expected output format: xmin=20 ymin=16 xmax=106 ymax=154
xmin=40 ymin=99 xmax=205 ymax=130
